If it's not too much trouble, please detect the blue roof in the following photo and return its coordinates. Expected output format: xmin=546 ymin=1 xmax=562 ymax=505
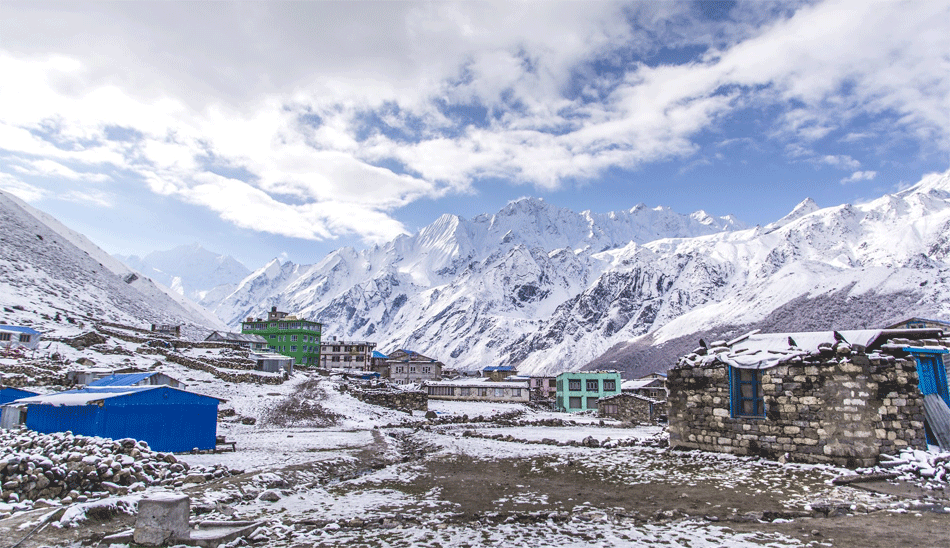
xmin=483 ymin=365 xmax=516 ymax=372
xmin=0 ymin=325 xmax=41 ymax=335
xmin=371 ymin=351 xmax=389 ymax=358
xmin=88 ymin=372 xmax=158 ymax=387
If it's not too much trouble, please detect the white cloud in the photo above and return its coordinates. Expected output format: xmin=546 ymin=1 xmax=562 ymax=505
xmin=0 ymin=0 xmax=945 ymax=246
xmin=841 ymin=170 xmax=878 ymax=184
xmin=0 ymin=172 xmax=47 ymax=202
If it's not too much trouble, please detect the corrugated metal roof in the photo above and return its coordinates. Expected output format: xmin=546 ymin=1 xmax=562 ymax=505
xmin=0 ymin=325 xmax=41 ymax=335
xmin=923 ymin=394 xmax=950 ymax=450
xmin=10 ymin=385 xmax=226 ymax=407
xmin=88 ymin=372 xmax=156 ymax=386
xmin=483 ymin=366 xmax=516 ymax=372
xmin=371 ymin=351 xmax=389 ymax=358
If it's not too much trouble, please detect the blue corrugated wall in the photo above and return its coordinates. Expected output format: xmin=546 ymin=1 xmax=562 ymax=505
xmin=25 ymin=387 xmax=219 ymax=452
xmin=1 ymin=387 xmax=39 ymax=425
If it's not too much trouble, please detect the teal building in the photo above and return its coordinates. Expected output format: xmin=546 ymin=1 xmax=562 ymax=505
xmin=555 ymin=370 xmax=621 ymax=412
xmin=240 ymin=307 xmax=322 ymax=367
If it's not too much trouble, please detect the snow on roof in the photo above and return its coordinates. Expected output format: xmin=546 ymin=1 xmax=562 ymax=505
xmin=0 ymin=325 xmax=41 ymax=335
xmin=621 ymin=378 xmax=664 ymax=390
xmin=9 ymin=385 xmax=227 ymax=407
xmin=207 ymin=331 xmax=267 ymax=343
xmin=682 ymin=328 xmax=945 ymax=370
xmin=88 ymin=372 xmax=160 ymax=386
xmin=251 ymin=353 xmax=293 ymax=361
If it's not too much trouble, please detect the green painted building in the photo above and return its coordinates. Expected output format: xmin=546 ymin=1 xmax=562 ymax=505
xmin=240 ymin=307 xmax=322 ymax=367
xmin=555 ymin=370 xmax=621 ymax=412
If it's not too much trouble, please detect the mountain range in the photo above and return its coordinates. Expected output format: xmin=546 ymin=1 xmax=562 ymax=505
xmin=6 ymin=170 xmax=949 ymax=377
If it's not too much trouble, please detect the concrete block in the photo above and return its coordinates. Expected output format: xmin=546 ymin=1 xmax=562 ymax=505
xmin=134 ymin=493 xmax=191 ymax=546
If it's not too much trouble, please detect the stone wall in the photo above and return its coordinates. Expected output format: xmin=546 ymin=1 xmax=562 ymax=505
xmin=598 ymin=393 xmax=657 ymax=425
xmin=352 ymin=389 xmax=427 ymax=412
xmin=667 ymin=354 xmax=926 ymax=467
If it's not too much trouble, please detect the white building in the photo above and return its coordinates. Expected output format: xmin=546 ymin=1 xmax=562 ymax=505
xmin=320 ymin=338 xmax=377 ymax=370
xmin=424 ymin=377 xmax=530 ymax=403
xmin=0 ymin=326 xmax=41 ymax=351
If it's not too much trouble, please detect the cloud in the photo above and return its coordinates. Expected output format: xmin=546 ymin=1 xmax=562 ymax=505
xmin=840 ymin=170 xmax=878 ymax=184
xmin=0 ymin=172 xmax=47 ymax=202
xmin=0 ymin=0 xmax=945 ymax=247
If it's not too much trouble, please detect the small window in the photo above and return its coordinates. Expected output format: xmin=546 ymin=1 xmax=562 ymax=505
xmin=494 ymin=388 xmax=505 ymax=397
xmin=512 ymin=388 xmax=521 ymax=397
xmin=586 ymin=379 xmax=599 ymax=392
xmin=460 ymin=387 xmax=471 ymax=396
xmin=19 ymin=334 xmax=31 ymax=343
xmin=731 ymin=367 xmax=765 ymax=418
xmin=422 ymin=366 xmax=431 ymax=373
xmin=568 ymin=379 xmax=581 ymax=391
xmin=410 ymin=366 xmax=417 ymax=373
xmin=603 ymin=379 xmax=616 ymax=392
xmin=332 ymin=356 xmax=340 ymax=362
xmin=290 ymin=345 xmax=297 ymax=352
xmin=395 ymin=366 xmax=403 ymax=373
xmin=478 ymin=387 xmax=488 ymax=396
xmin=291 ymin=335 xmax=298 ymax=342
xmin=0 ymin=333 xmax=10 ymax=341
xmin=569 ymin=396 xmax=582 ymax=409
xmin=603 ymin=403 xmax=618 ymax=415
xmin=549 ymin=379 xmax=557 ymax=388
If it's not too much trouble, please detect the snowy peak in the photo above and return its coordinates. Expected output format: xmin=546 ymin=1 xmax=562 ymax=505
xmin=765 ymin=197 xmax=820 ymax=231
xmin=115 ymin=243 xmax=250 ymax=304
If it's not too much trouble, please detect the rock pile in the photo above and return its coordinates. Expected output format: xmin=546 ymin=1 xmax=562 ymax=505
xmin=0 ymin=430 xmax=240 ymax=509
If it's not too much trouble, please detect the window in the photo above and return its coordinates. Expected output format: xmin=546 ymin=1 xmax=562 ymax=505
xmin=512 ymin=388 xmax=521 ymax=397
xmin=343 ymin=356 xmax=351 ymax=362
xmin=569 ymin=396 xmax=582 ymax=409
xmin=460 ymin=387 xmax=471 ymax=396
xmin=17 ymin=334 xmax=30 ymax=343
xmin=422 ymin=366 xmax=431 ymax=373
xmin=494 ymin=388 xmax=505 ymax=397
xmin=603 ymin=379 xmax=616 ymax=392
xmin=291 ymin=335 xmax=298 ymax=342
xmin=395 ymin=366 xmax=404 ymax=373
xmin=0 ymin=333 xmax=10 ymax=341
xmin=290 ymin=345 xmax=297 ymax=352
xmin=332 ymin=356 xmax=340 ymax=362
xmin=731 ymin=367 xmax=765 ymax=418
xmin=357 ymin=346 xmax=364 ymax=352
xmin=602 ymin=403 xmax=618 ymax=415
xmin=586 ymin=379 xmax=599 ymax=392
xmin=333 ymin=346 xmax=340 ymax=352
xmin=586 ymin=397 xmax=599 ymax=409
xmin=568 ymin=379 xmax=581 ymax=391
xmin=429 ymin=386 xmax=454 ymax=396
xmin=478 ymin=388 xmax=488 ymax=397
xmin=549 ymin=379 xmax=557 ymax=388
xmin=410 ymin=366 xmax=417 ymax=373
xmin=269 ymin=334 xmax=276 ymax=339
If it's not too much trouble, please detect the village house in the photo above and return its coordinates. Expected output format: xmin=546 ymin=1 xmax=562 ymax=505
xmin=3 ymin=386 xmax=224 ymax=451
xmin=252 ymin=352 xmax=294 ymax=375
xmin=482 ymin=365 xmax=517 ymax=381
xmin=383 ymin=349 xmax=443 ymax=385
xmin=621 ymin=373 xmax=668 ymax=400
xmin=88 ymin=372 xmax=184 ymax=389
xmin=599 ymin=392 xmax=663 ymax=424
xmin=240 ymin=307 xmax=322 ymax=366
xmin=528 ymin=376 xmax=557 ymax=401
xmin=0 ymin=325 xmax=42 ymax=351
xmin=555 ymin=371 xmax=621 ymax=412
xmin=667 ymin=328 xmax=950 ymax=467
xmin=424 ymin=377 xmax=530 ymax=403
xmin=886 ymin=317 xmax=950 ymax=331
xmin=0 ymin=387 xmax=39 ymax=429
xmin=319 ymin=338 xmax=377 ymax=370
xmin=65 ymin=366 xmax=147 ymax=386
xmin=150 ymin=324 xmax=181 ymax=337
xmin=204 ymin=331 xmax=268 ymax=351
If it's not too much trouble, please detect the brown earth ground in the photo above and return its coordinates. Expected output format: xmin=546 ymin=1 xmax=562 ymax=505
xmin=3 ymin=431 xmax=949 ymax=547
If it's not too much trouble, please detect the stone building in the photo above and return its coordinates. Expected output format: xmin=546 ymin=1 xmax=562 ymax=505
xmin=598 ymin=393 xmax=662 ymax=424
xmin=320 ymin=338 xmax=377 ymax=370
xmin=667 ymin=328 xmax=949 ymax=467
xmin=424 ymin=377 xmax=530 ymax=403
xmin=384 ymin=349 xmax=443 ymax=384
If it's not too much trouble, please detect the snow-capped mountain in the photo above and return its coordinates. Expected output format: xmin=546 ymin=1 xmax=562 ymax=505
xmin=115 ymin=244 xmax=250 ymax=305
xmin=0 ymin=190 xmax=226 ymax=334
xmin=214 ymin=171 xmax=950 ymax=376
xmin=212 ymin=197 xmax=745 ymax=368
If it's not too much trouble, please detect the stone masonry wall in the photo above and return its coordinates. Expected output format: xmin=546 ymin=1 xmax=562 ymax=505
xmin=598 ymin=394 xmax=655 ymax=424
xmin=667 ymin=354 xmax=926 ymax=468
xmin=353 ymin=389 xmax=428 ymax=413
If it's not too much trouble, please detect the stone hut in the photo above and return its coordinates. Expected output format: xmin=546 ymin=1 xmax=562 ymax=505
xmin=598 ymin=393 xmax=663 ymax=424
xmin=667 ymin=328 xmax=950 ymax=468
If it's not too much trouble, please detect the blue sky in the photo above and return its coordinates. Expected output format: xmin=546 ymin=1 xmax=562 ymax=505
xmin=0 ymin=0 xmax=947 ymax=270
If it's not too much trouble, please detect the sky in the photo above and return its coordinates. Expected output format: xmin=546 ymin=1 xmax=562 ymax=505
xmin=0 ymin=0 xmax=947 ymax=270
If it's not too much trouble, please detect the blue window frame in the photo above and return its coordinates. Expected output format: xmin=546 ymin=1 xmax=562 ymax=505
xmin=730 ymin=367 xmax=765 ymax=418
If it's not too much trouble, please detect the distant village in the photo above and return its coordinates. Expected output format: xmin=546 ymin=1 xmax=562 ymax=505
xmin=2 ymin=306 xmax=949 ymax=469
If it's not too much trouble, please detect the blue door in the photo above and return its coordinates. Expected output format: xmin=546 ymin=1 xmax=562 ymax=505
xmin=915 ymin=354 xmax=950 ymax=407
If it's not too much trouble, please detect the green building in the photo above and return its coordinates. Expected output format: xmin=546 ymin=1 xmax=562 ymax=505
xmin=555 ymin=370 xmax=621 ymax=412
xmin=240 ymin=307 xmax=322 ymax=367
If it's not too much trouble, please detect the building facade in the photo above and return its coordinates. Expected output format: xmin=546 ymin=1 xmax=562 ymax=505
xmin=205 ymin=331 xmax=268 ymax=351
xmin=529 ymin=376 xmax=557 ymax=400
xmin=425 ymin=377 xmax=530 ymax=403
xmin=555 ymin=371 xmax=621 ymax=412
xmin=320 ymin=338 xmax=377 ymax=370
xmin=385 ymin=349 xmax=443 ymax=384
xmin=0 ymin=326 xmax=42 ymax=351
xmin=668 ymin=329 xmax=943 ymax=467
xmin=241 ymin=307 xmax=322 ymax=366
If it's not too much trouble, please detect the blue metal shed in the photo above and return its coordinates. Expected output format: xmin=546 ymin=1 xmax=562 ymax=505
xmin=14 ymin=386 xmax=224 ymax=452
